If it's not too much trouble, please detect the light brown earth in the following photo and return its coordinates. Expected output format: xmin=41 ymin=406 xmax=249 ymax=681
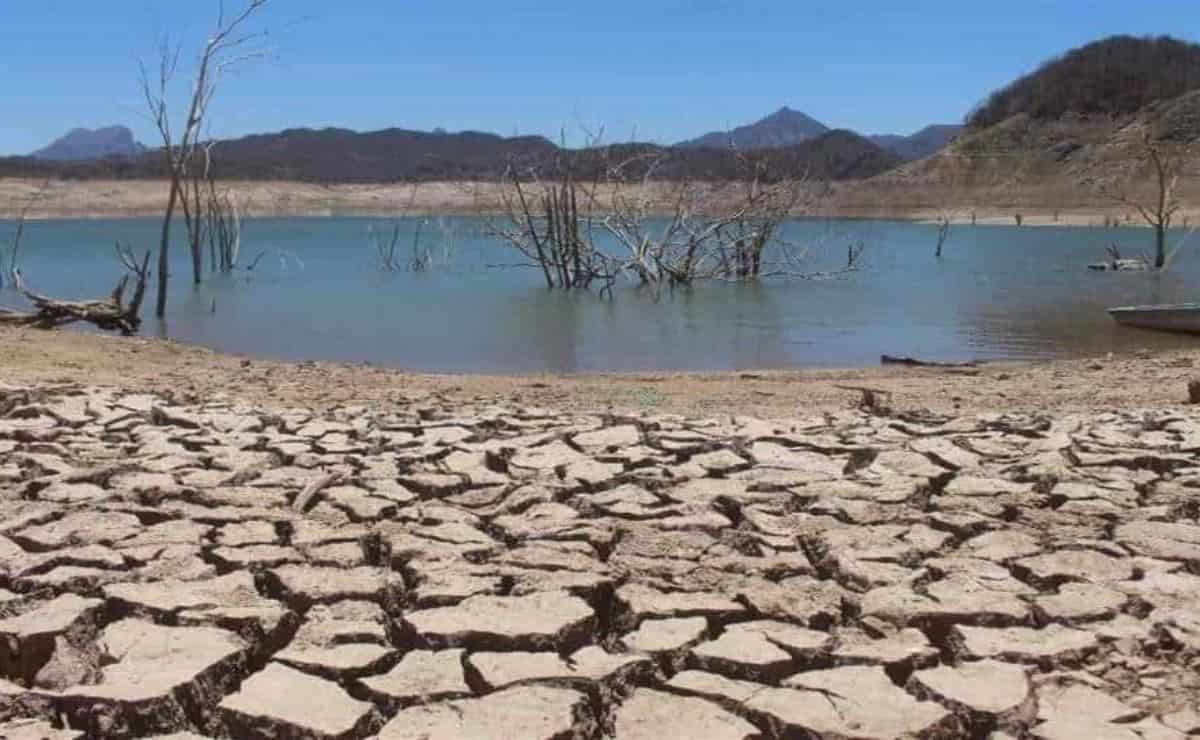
xmin=5 ymin=326 xmax=1200 ymax=419
xmin=0 ymin=332 xmax=1199 ymax=738
xmin=5 ymin=176 xmax=1200 ymax=227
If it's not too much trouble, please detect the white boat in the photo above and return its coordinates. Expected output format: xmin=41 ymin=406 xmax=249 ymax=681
xmin=1108 ymin=303 xmax=1200 ymax=334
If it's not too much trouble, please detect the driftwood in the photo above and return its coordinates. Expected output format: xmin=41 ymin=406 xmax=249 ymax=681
xmin=0 ymin=245 xmax=151 ymax=336
xmin=881 ymin=355 xmax=977 ymax=369
xmin=293 ymin=472 xmax=341 ymax=513
xmin=834 ymin=384 xmax=894 ymax=416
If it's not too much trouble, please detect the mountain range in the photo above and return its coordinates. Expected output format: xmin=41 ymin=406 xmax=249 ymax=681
xmin=5 ymin=126 xmax=901 ymax=184
xmin=17 ymin=34 xmax=1200 ymax=193
xmin=673 ymin=107 xmax=961 ymax=161
xmin=21 ymin=109 xmax=958 ymax=178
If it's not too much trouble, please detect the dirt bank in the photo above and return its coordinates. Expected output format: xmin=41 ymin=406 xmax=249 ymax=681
xmin=2 ymin=326 xmax=1200 ymax=417
xmin=4 ymin=176 xmax=1198 ymax=227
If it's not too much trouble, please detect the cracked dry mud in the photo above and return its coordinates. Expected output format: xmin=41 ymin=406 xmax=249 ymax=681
xmin=0 ymin=384 xmax=1198 ymax=739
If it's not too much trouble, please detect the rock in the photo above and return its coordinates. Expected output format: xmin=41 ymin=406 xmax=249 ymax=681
xmin=614 ymin=688 xmax=760 ymax=740
xmin=220 ymin=662 xmax=380 ymax=738
xmin=377 ymin=685 xmax=594 ymax=739
xmin=403 ymin=591 xmax=595 ymax=651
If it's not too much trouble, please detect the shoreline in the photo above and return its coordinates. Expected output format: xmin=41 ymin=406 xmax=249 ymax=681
xmin=3 ymin=177 xmax=1195 ymax=227
xmin=3 ymin=325 xmax=1199 ymax=416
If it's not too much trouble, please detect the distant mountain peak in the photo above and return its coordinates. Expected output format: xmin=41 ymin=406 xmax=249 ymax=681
xmin=675 ymin=107 xmax=830 ymax=150
xmin=31 ymin=125 xmax=145 ymax=161
xmin=868 ymin=124 xmax=963 ymax=161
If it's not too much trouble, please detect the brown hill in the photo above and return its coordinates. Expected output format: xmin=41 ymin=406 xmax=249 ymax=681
xmin=838 ymin=36 xmax=1200 ymax=217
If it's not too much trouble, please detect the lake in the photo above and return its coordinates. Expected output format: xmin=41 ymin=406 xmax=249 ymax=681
xmin=2 ymin=216 xmax=1198 ymax=373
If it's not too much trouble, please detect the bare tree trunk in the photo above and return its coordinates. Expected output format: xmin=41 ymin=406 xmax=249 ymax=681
xmin=1155 ymin=223 xmax=1166 ymax=269
xmin=189 ymin=172 xmax=204 ymax=285
xmin=156 ymin=178 xmax=180 ymax=319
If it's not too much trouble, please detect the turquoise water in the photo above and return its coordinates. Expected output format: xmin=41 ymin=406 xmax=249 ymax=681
xmin=2 ymin=216 xmax=1198 ymax=372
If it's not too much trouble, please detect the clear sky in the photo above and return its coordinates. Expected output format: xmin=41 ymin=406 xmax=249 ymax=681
xmin=3 ymin=0 xmax=1199 ymax=155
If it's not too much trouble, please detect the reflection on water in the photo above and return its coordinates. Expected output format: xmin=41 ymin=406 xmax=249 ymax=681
xmin=2 ymin=216 xmax=1198 ymax=373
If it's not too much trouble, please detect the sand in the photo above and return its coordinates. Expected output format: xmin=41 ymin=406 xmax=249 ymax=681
xmin=2 ymin=325 xmax=1200 ymax=417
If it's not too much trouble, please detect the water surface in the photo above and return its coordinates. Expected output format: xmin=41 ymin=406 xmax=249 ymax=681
xmin=3 ymin=216 xmax=1198 ymax=373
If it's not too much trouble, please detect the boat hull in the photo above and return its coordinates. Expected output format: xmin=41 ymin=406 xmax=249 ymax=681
xmin=1108 ymin=303 xmax=1200 ymax=334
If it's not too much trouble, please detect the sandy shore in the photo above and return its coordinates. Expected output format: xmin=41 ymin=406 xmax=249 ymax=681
xmin=4 ymin=177 xmax=1196 ymax=227
xmin=3 ymin=326 xmax=1200 ymax=417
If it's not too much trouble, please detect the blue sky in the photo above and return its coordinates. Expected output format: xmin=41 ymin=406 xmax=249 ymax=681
xmin=3 ymin=1 xmax=1199 ymax=154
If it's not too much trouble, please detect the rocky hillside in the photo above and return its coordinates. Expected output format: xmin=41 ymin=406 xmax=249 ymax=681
xmin=30 ymin=126 xmax=145 ymax=161
xmin=855 ymin=36 xmax=1200 ymax=205
xmin=869 ymin=125 xmax=963 ymax=162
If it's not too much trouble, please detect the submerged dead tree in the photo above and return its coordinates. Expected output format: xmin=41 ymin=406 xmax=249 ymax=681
xmin=206 ymin=176 xmax=243 ymax=272
xmin=140 ymin=0 xmax=269 ymax=317
xmin=598 ymin=151 xmax=842 ymax=289
xmin=1098 ymin=133 xmax=1188 ymax=270
xmin=492 ymin=146 xmax=848 ymax=296
xmin=934 ymin=215 xmax=950 ymax=258
xmin=493 ymin=155 xmax=609 ymax=291
xmin=1 ymin=182 xmax=50 ymax=291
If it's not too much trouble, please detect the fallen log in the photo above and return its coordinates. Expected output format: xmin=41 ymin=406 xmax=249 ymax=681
xmin=880 ymin=354 xmax=977 ymax=368
xmin=0 ymin=246 xmax=150 ymax=336
xmin=293 ymin=472 xmax=341 ymax=513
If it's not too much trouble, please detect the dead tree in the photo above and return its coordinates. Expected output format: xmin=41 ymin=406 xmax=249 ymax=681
xmin=140 ymin=0 xmax=269 ymax=317
xmin=0 ymin=244 xmax=151 ymax=335
xmin=934 ymin=216 xmax=950 ymax=258
xmin=369 ymin=185 xmax=438 ymax=273
xmin=1 ymin=182 xmax=50 ymax=291
xmin=603 ymin=153 xmax=840 ymax=287
xmin=205 ymin=174 xmax=243 ymax=272
xmin=1099 ymin=133 xmax=1186 ymax=270
xmin=368 ymin=221 xmax=403 ymax=272
xmin=492 ymin=155 xmax=608 ymax=290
